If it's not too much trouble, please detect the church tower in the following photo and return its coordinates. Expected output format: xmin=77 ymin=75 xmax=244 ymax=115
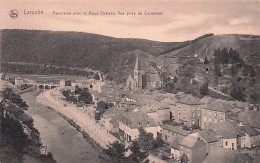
xmin=134 ymin=54 xmax=142 ymax=89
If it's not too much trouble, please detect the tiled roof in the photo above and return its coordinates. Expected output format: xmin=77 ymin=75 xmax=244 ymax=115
xmin=203 ymin=145 xmax=252 ymax=163
xmin=109 ymin=110 xmax=125 ymax=124
xmin=205 ymin=101 xmax=231 ymax=112
xmin=120 ymin=110 xmax=157 ymax=128
xmin=176 ymin=94 xmax=203 ymax=105
xmin=171 ymin=136 xmax=184 ymax=150
xmin=240 ymin=125 xmax=260 ymax=137
xmin=206 ymin=121 xmax=244 ymax=139
xmin=180 ymin=135 xmax=198 ymax=149
xmin=198 ymin=130 xmax=219 ymax=143
xmin=102 ymin=106 xmax=121 ymax=117
xmin=161 ymin=124 xmax=190 ymax=136
xmin=203 ymin=146 xmax=253 ymax=163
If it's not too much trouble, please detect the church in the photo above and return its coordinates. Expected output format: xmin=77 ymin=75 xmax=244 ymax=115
xmin=125 ymin=54 xmax=162 ymax=90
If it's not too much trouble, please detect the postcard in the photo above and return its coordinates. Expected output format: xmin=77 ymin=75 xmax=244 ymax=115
xmin=0 ymin=0 xmax=259 ymax=163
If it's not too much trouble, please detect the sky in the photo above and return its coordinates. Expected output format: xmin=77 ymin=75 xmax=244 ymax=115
xmin=0 ymin=0 xmax=260 ymax=42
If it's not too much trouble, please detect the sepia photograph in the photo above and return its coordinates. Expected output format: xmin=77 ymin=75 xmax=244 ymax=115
xmin=0 ymin=0 xmax=259 ymax=162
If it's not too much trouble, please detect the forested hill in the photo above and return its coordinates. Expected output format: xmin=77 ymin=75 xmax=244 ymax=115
xmin=0 ymin=29 xmax=184 ymax=72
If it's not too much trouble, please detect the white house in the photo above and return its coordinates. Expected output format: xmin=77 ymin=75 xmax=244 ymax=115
xmin=240 ymin=125 xmax=260 ymax=148
xmin=206 ymin=121 xmax=245 ymax=150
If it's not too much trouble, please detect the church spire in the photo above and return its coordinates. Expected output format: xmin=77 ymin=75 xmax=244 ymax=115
xmin=134 ymin=54 xmax=140 ymax=70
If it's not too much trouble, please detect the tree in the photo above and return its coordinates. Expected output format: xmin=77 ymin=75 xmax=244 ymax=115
xmin=128 ymin=141 xmax=149 ymax=163
xmin=104 ymin=141 xmax=128 ymax=162
xmin=78 ymin=88 xmax=92 ymax=104
xmin=153 ymin=133 xmax=164 ymax=148
xmin=96 ymin=101 xmax=108 ymax=112
xmin=230 ymin=86 xmax=246 ymax=102
xmin=204 ymin=56 xmax=209 ymax=64
xmin=137 ymin=127 xmax=155 ymax=150
xmin=93 ymin=73 xmax=101 ymax=80
xmin=2 ymin=88 xmax=28 ymax=109
xmin=200 ymin=82 xmax=208 ymax=95
xmin=74 ymin=85 xmax=82 ymax=94
xmin=181 ymin=153 xmax=189 ymax=163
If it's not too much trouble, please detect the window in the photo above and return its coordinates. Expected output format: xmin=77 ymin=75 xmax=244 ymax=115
xmin=178 ymin=105 xmax=180 ymax=108
xmin=192 ymin=112 xmax=195 ymax=117
xmin=232 ymin=143 xmax=234 ymax=150
xmin=192 ymin=120 xmax=195 ymax=125
xmin=165 ymin=135 xmax=167 ymax=140
xmin=214 ymin=112 xmax=217 ymax=116
xmin=226 ymin=141 xmax=228 ymax=146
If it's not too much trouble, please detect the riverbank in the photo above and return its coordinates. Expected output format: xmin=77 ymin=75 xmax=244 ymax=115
xmin=21 ymin=90 xmax=101 ymax=163
xmin=36 ymin=88 xmax=118 ymax=148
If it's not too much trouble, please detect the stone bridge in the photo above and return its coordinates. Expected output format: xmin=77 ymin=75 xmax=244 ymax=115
xmin=24 ymin=82 xmax=60 ymax=89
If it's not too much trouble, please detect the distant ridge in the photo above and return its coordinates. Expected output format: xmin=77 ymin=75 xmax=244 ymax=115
xmin=1 ymin=29 xmax=259 ymax=75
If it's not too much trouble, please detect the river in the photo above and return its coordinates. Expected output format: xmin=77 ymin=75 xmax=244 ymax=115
xmin=21 ymin=90 xmax=101 ymax=163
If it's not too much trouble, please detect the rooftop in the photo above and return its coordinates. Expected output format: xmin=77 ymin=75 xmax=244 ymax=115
xmin=198 ymin=130 xmax=219 ymax=143
xmin=161 ymin=124 xmax=190 ymax=136
xmin=180 ymin=135 xmax=200 ymax=149
xmin=203 ymin=145 xmax=252 ymax=163
xmin=206 ymin=121 xmax=244 ymax=139
xmin=176 ymin=94 xmax=203 ymax=105
xmin=205 ymin=101 xmax=232 ymax=112
xmin=120 ymin=109 xmax=157 ymax=129
xmin=240 ymin=125 xmax=260 ymax=137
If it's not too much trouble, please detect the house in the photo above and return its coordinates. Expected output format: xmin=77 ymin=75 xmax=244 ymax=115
xmin=179 ymin=135 xmax=207 ymax=163
xmin=60 ymin=79 xmax=71 ymax=87
xmin=201 ymin=101 xmax=232 ymax=129
xmin=206 ymin=121 xmax=245 ymax=150
xmin=15 ymin=77 xmax=24 ymax=86
xmin=170 ymin=137 xmax=182 ymax=161
xmin=100 ymin=106 xmax=125 ymax=131
xmin=203 ymin=145 xmax=253 ymax=163
xmin=189 ymin=130 xmax=219 ymax=154
xmin=118 ymin=108 xmax=159 ymax=142
xmin=108 ymin=110 xmax=126 ymax=133
xmin=240 ymin=125 xmax=260 ymax=148
xmin=171 ymin=94 xmax=203 ymax=127
xmin=161 ymin=124 xmax=191 ymax=145
xmin=125 ymin=54 xmax=162 ymax=90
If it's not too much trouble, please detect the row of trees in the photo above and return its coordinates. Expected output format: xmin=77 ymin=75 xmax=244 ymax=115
xmin=104 ymin=141 xmax=149 ymax=163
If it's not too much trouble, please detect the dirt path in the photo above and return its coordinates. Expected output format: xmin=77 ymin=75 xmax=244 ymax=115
xmin=21 ymin=90 xmax=100 ymax=163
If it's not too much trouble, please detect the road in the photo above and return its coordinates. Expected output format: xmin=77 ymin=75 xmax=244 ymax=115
xmin=21 ymin=90 xmax=101 ymax=163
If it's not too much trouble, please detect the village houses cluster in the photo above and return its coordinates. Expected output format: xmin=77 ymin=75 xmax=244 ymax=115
xmin=2 ymin=54 xmax=259 ymax=163
xmin=95 ymin=55 xmax=259 ymax=163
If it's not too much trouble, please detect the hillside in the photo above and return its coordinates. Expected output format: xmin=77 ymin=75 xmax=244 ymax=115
xmin=0 ymin=29 xmax=182 ymax=73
